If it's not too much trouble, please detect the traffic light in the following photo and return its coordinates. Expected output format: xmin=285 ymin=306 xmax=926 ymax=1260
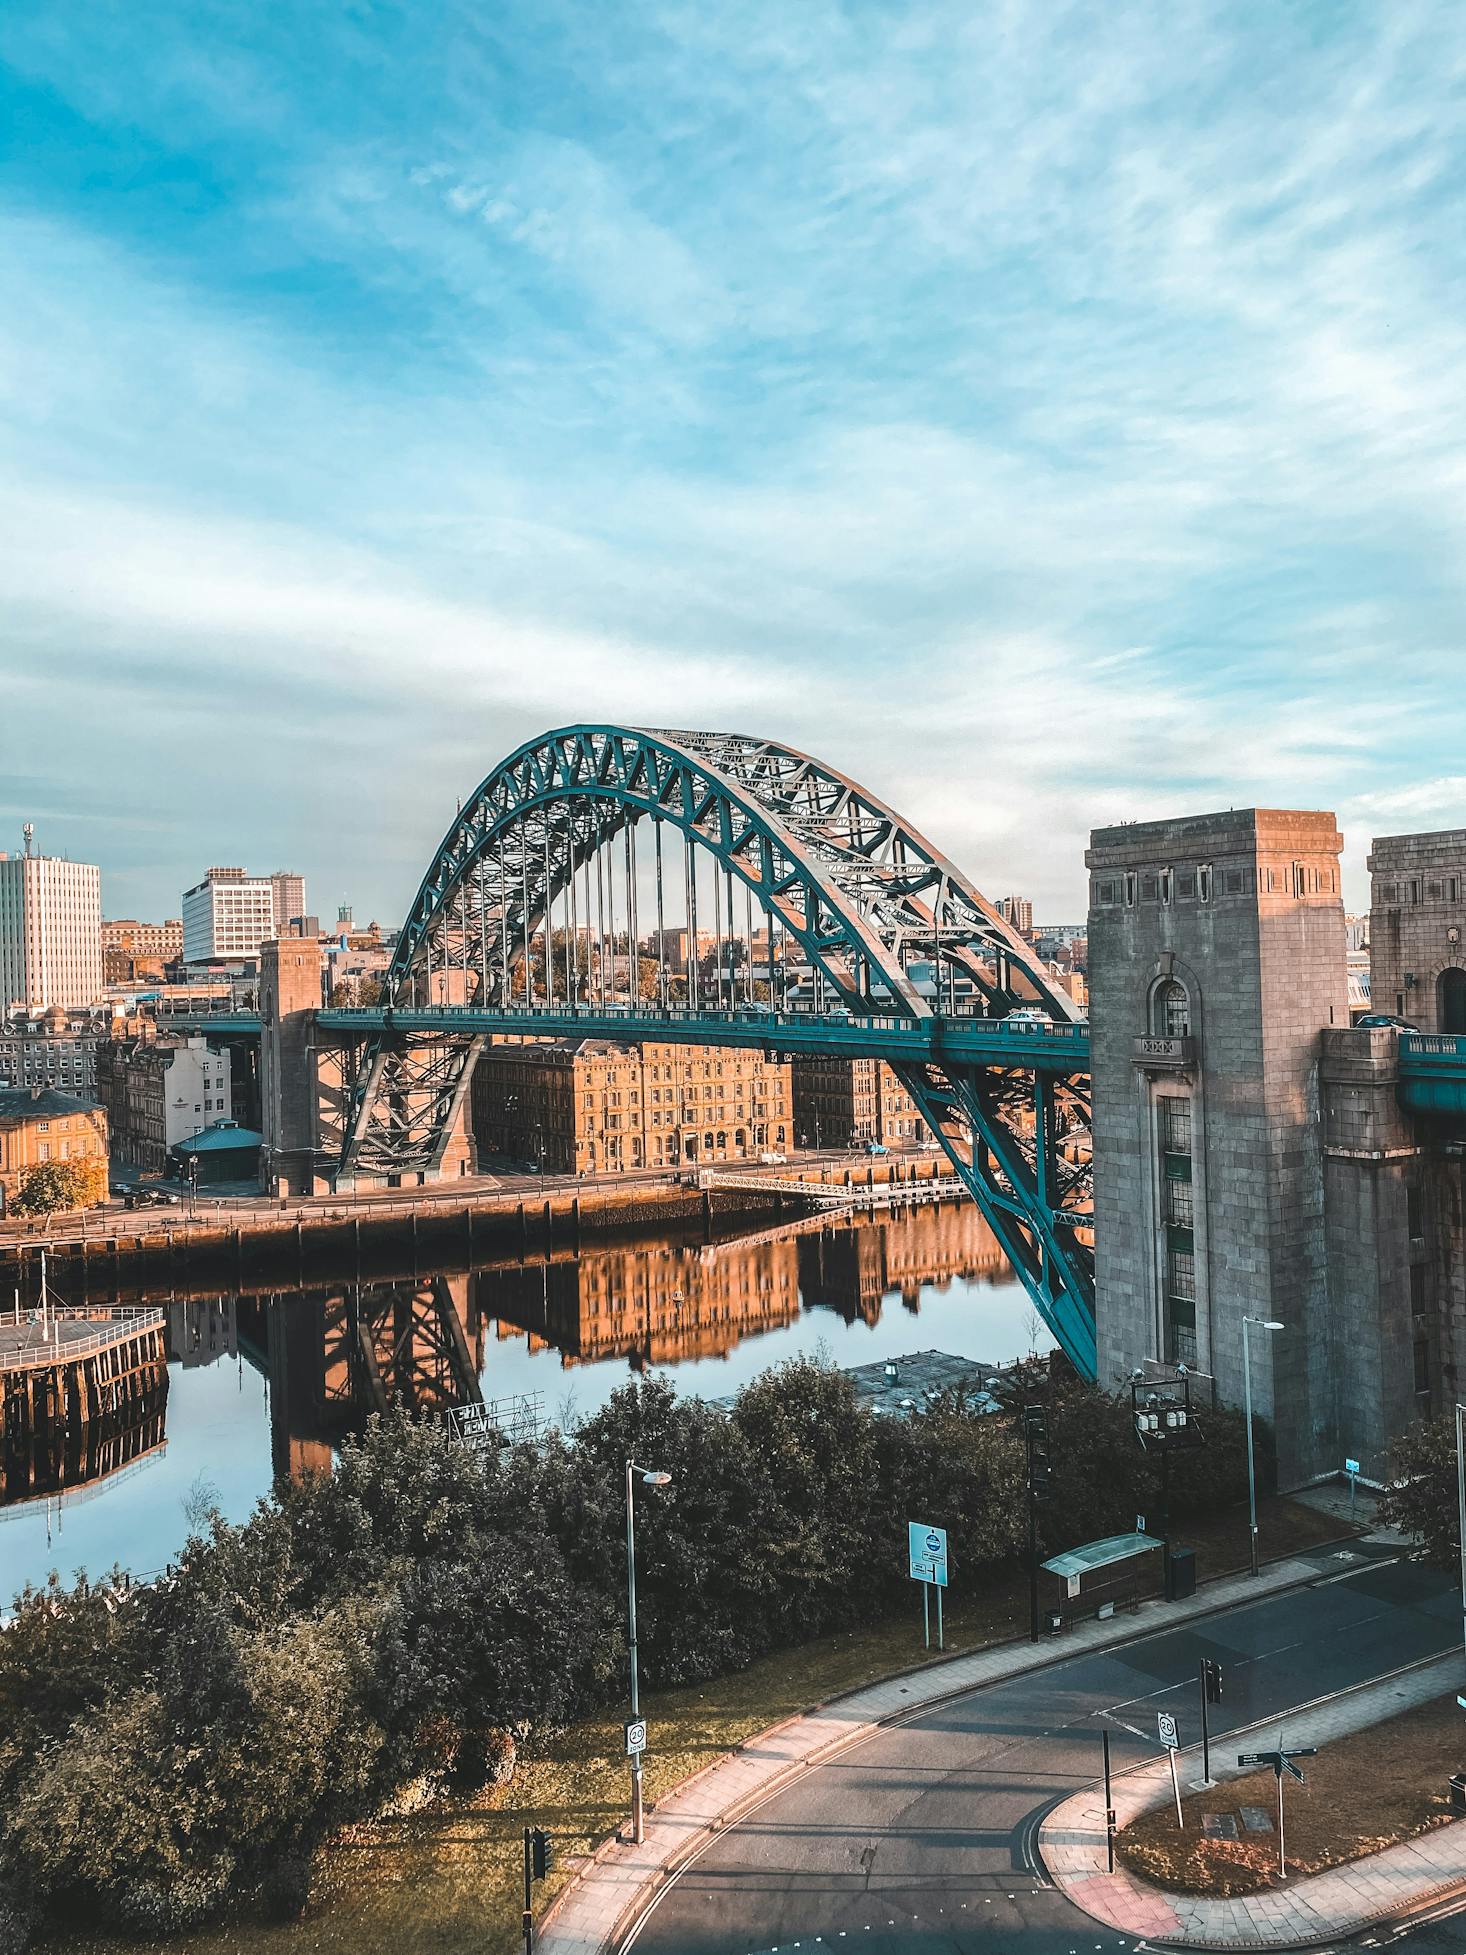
xmin=531 ymin=1829 xmax=554 ymax=1881
xmin=1202 ymin=1658 xmax=1223 ymax=1704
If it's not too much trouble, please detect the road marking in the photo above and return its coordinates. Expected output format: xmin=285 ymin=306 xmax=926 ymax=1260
xmin=1093 ymin=1602 xmax=1407 ymax=1723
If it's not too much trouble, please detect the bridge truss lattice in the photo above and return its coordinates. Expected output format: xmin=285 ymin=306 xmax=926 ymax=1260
xmin=336 ymin=725 xmax=1096 ymax=1374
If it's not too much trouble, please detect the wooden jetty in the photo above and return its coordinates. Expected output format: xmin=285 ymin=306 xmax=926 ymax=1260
xmin=0 ymin=1303 xmax=169 ymax=1511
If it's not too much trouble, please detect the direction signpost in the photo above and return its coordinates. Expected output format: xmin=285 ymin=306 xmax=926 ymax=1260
xmin=1344 ymin=1456 xmax=1361 ymax=1516
xmin=1237 ymin=1748 xmax=1317 ymax=1875
xmin=1158 ymin=1712 xmax=1183 ymax=1825
xmin=908 ymin=1521 xmax=949 ymax=1650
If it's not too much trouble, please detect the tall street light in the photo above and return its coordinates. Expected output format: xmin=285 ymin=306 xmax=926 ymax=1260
xmin=1242 ymin=1317 xmax=1284 ymax=1576
xmin=625 ymin=1459 xmax=673 ymax=1844
xmin=1456 ymin=1403 xmax=1466 ymax=1666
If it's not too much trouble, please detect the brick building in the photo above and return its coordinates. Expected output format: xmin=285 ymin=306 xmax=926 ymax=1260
xmin=0 ymin=1086 xmax=108 ymax=1216
xmin=101 ymin=918 xmax=182 ymax=986
xmin=791 ymin=1056 xmax=923 ymax=1150
xmin=471 ymin=1038 xmax=793 ymax=1174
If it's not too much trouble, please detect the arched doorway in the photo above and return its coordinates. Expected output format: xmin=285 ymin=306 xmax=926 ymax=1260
xmin=1439 ymin=968 xmax=1466 ymax=1034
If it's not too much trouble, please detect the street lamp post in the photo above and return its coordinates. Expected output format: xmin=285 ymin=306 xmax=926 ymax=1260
xmin=1456 ymin=1402 xmax=1466 ymax=1666
xmin=625 ymin=1459 xmax=673 ymax=1844
xmin=1242 ymin=1317 xmax=1285 ymax=1576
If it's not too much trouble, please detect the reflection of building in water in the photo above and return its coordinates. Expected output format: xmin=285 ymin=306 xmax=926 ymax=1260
xmin=0 ymin=1309 xmax=169 ymax=1512
xmin=481 ymin=1236 xmax=803 ymax=1369
xmin=168 ymin=1298 xmax=238 ymax=1368
xmin=239 ymin=1275 xmax=486 ymax=1484
xmin=799 ymin=1202 xmax=1013 ymax=1324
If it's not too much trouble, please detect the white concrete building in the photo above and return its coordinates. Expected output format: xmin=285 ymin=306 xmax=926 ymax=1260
xmin=0 ymin=834 xmax=103 ymax=1010
xmin=182 ymin=867 xmax=277 ymax=964
xmin=163 ymin=1036 xmax=234 ymax=1149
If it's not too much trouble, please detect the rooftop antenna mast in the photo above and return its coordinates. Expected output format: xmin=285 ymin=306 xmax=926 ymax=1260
xmin=23 ymin=822 xmax=34 ymax=857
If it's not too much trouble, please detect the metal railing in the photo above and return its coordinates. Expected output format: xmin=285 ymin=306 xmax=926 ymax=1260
xmin=0 ymin=1305 xmax=167 ymax=1368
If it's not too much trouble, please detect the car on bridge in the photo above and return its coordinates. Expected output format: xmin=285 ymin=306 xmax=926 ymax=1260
xmin=1355 ymin=1013 xmax=1419 ymax=1032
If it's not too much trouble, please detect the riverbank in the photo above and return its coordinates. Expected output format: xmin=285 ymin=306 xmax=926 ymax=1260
xmin=29 ymin=1496 xmax=1353 ymax=1955
xmin=0 ymin=1153 xmax=959 ymax=1301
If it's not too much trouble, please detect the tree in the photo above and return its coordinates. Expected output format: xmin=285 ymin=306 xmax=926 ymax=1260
xmin=1379 ymin=1416 xmax=1462 ymax=1567
xmin=12 ymin=1156 xmax=107 ymax=1216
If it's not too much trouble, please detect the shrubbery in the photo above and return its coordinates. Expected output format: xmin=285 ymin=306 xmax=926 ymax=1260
xmin=0 ymin=1357 xmax=1253 ymax=1941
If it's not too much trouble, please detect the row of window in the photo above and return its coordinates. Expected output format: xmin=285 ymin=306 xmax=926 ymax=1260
xmin=1376 ymin=876 xmax=1462 ymax=905
xmin=1096 ymin=861 xmax=1338 ymax=908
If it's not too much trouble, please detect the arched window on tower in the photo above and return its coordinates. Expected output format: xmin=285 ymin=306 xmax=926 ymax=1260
xmin=1153 ymin=978 xmax=1191 ymax=1039
xmin=1439 ymin=968 xmax=1466 ymax=1036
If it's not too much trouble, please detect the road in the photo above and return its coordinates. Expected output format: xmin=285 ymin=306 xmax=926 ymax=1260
xmin=0 ymin=1144 xmax=939 ymax=1247
xmin=625 ymin=1547 xmax=1464 ymax=1955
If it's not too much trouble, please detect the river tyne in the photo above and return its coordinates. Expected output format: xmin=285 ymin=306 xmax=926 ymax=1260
xmin=1 ymin=1198 xmax=1046 ymax=1602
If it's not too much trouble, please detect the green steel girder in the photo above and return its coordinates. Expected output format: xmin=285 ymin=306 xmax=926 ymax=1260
xmin=333 ymin=723 xmax=1096 ymax=1373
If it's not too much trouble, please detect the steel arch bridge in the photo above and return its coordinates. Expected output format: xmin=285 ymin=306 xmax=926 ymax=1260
xmin=335 ymin=725 xmax=1096 ymax=1373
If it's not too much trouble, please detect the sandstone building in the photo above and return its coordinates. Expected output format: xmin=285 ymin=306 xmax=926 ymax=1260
xmin=471 ymin=1038 xmax=793 ymax=1174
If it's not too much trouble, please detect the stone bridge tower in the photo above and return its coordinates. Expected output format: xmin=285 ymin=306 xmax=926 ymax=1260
xmin=1086 ymin=810 xmax=1348 ymax=1486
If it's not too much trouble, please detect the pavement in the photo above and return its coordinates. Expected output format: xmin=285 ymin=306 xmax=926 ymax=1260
xmin=1042 ymin=1648 xmax=1466 ymax=1947
xmin=538 ymin=1531 xmax=1466 ymax=1955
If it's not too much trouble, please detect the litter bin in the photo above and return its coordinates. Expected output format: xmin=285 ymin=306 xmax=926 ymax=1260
xmin=1167 ymin=1546 xmax=1197 ymax=1600
xmin=1450 ymin=1773 xmax=1466 ymax=1815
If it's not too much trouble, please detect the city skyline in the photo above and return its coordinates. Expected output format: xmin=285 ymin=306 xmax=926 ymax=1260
xmin=5 ymin=3 xmax=1466 ymax=923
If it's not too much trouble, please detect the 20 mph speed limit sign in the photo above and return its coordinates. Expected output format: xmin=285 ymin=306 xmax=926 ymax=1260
xmin=1157 ymin=1712 xmax=1179 ymax=1750
xmin=624 ymin=1719 xmax=647 ymax=1756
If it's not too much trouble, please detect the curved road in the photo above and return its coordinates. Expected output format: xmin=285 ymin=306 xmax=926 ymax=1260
xmin=624 ymin=1551 xmax=1461 ymax=1955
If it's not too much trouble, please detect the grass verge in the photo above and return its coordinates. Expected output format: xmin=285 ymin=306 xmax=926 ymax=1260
xmin=37 ymin=1496 xmax=1351 ymax=1955
xmin=1118 ymin=1690 xmax=1465 ymax=1897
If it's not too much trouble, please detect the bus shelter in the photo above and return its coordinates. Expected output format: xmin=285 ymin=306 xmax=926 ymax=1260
xmin=1040 ymin=1531 xmax=1165 ymax=1631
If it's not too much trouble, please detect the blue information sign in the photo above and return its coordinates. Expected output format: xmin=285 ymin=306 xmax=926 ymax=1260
xmin=908 ymin=1521 xmax=949 ymax=1588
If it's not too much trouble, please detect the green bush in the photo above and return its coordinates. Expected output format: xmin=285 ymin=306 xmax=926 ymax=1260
xmin=0 ymin=1360 xmax=1263 ymax=1943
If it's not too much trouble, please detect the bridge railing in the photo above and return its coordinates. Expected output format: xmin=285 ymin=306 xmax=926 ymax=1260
xmin=322 ymin=1000 xmax=1090 ymax=1042
xmin=1401 ymin=1032 xmax=1466 ymax=1061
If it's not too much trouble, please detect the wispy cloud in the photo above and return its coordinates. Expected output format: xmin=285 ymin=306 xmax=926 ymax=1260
xmin=1 ymin=1 xmax=1463 ymax=919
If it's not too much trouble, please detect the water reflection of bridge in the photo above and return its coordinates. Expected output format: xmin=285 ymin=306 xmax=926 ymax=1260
xmin=235 ymin=1201 xmax=1013 ymax=1477
xmin=16 ymin=1202 xmax=1014 ymax=1496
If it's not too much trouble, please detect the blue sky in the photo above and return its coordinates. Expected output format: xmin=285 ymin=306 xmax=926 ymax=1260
xmin=3 ymin=1 xmax=1464 ymax=924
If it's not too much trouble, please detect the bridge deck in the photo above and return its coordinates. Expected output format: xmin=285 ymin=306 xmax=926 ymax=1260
xmin=164 ymin=1002 xmax=1091 ymax=1071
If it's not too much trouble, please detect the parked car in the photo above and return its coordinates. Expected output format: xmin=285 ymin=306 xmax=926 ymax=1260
xmin=758 ymin=1150 xmax=787 ymax=1164
xmin=123 ymin=1186 xmax=181 ymax=1209
xmin=1355 ymin=1013 xmax=1418 ymax=1032
xmin=864 ymin=1141 xmax=890 ymax=1155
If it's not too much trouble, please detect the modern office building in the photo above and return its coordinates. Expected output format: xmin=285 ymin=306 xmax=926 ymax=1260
xmin=996 ymin=895 xmax=1035 ymax=938
xmin=0 ymin=830 xmax=102 ymax=1010
xmin=181 ymin=868 xmax=277 ymax=965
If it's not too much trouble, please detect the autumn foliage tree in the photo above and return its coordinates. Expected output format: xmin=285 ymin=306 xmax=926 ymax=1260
xmin=13 ymin=1156 xmax=107 ymax=1216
